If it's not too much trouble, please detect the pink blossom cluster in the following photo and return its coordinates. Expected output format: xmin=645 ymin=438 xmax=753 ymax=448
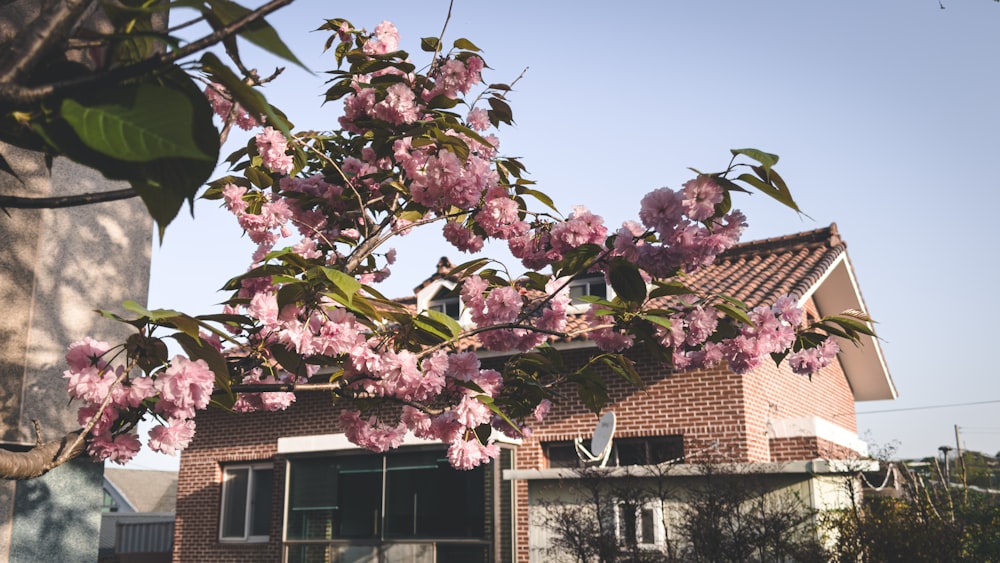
xmin=336 ymin=350 xmax=508 ymax=469
xmin=509 ymin=206 xmax=608 ymax=270
xmin=621 ymin=177 xmax=747 ymax=277
xmin=255 ymin=126 xmax=294 ymax=174
xmin=787 ymin=337 xmax=840 ymax=375
xmin=204 ymin=83 xmax=259 ymax=130
xmin=460 ymin=276 xmax=571 ymax=353
xmin=63 ymin=338 xmax=213 ymax=463
xmin=232 ymin=369 xmax=297 ymax=412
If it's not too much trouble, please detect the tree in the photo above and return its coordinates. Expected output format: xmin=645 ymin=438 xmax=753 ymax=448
xmin=539 ymin=454 xmax=827 ymax=563
xmin=823 ymin=451 xmax=1000 ymax=562
xmin=0 ymin=2 xmax=876 ymax=480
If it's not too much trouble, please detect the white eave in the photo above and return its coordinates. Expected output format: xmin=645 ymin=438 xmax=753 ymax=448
xmin=798 ymin=252 xmax=897 ymax=401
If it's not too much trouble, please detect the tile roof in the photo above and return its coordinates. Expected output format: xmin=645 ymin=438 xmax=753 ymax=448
xmin=104 ymin=468 xmax=178 ymax=513
xmin=680 ymin=223 xmax=845 ymax=307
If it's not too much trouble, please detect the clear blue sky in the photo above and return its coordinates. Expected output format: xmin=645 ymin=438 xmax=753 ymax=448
xmin=135 ymin=0 xmax=1000 ymax=469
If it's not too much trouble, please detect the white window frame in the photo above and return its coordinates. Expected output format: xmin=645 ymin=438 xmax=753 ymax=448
xmin=219 ymin=462 xmax=273 ymax=543
xmin=567 ymin=273 xmax=612 ymax=314
xmin=615 ymin=499 xmax=666 ymax=550
xmin=428 ymin=293 xmax=461 ymax=320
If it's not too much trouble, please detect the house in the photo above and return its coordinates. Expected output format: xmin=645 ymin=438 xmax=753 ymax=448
xmin=171 ymin=224 xmax=894 ymax=562
xmin=100 ymin=469 xmax=177 ymax=563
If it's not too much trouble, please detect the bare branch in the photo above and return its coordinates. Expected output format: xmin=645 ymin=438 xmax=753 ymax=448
xmin=0 ymin=187 xmax=138 ymax=209
xmin=0 ymin=428 xmax=86 ymax=480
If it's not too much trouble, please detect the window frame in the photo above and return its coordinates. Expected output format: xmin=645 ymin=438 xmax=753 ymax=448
xmin=567 ymin=273 xmax=609 ymax=305
xmin=219 ymin=462 xmax=274 ymax=543
xmin=615 ymin=499 xmax=666 ymax=550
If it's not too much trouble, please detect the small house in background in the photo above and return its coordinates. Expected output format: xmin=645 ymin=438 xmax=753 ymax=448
xmin=100 ymin=468 xmax=177 ymax=563
xmin=171 ymin=224 xmax=895 ymax=562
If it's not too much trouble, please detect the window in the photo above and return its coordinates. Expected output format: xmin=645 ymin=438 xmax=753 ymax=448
xmin=543 ymin=441 xmax=580 ymax=468
xmin=102 ymin=490 xmax=118 ymax=513
xmin=428 ymin=287 xmax=461 ymax=319
xmin=220 ymin=463 xmax=273 ymax=542
xmin=616 ymin=501 xmax=664 ymax=548
xmin=543 ymin=436 xmax=683 ymax=468
xmin=568 ymin=273 xmax=608 ymax=305
xmin=284 ymin=447 xmax=499 ymax=563
xmin=613 ymin=436 xmax=684 ymax=466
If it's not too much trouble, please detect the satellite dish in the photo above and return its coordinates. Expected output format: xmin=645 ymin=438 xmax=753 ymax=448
xmin=575 ymin=411 xmax=617 ymax=467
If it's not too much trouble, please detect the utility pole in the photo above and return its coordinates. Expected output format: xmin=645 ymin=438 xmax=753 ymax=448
xmin=939 ymin=445 xmax=953 ymax=484
xmin=955 ymin=425 xmax=969 ymax=496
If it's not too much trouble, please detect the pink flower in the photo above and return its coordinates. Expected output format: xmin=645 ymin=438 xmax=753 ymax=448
xmin=154 ymin=356 xmax=215 ymax=420
xmin=447 ymin=437 xmax=499 ymax=470
xmin=373 ymin=83 xmax=419 ymax=125
xmin=453 ymin=394 xmax=491 ymax=428
xmin=442 ymin=221 xmax=484 ymax=252
xmin=363 ymin=21 xmax=400 ymax=55
xmin=88 ymin=432 xmax=141 ymax=465
xmin=788 ymin=338 xmax=840 ymax=375
xmin=771 ymin=295 xmax=803 ymax=326
xmin=66 ymin=337 xmax=112 ymax=372
xmin=222 ymin=183 xmax=248 ymax=215
xmin=339 ymin=410 xmax=407 ymax=453
xmin=255 ymin=126 xmax=293 ymax=174
xmin=639 ymin=187 xmax=685 ymax=235
xmin=484 ymin=286 xmax=522 ymax=324
xmin=148 ymin=419 xmax=197 ymax=455
xmin=534 ymin=399 xmax=552 ymax=422
xmin=681 ymin=175 xmax=724 ymax=221
xmin=467 ymin=107 xmax=490 ymax=131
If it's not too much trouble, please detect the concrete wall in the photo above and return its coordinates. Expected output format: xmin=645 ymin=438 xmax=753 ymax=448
xmin=0 ymin=145 xmax=153 ymax=561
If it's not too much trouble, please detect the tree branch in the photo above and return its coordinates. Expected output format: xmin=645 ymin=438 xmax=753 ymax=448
xmin=0 ymin=187 xmax=137 ymax=209
xmin=0 ymin=428 xmax=86 ymax=480
xmin=0 ymin=0 xmax=96 ymax=85
xmin=0 ymin=0 xmax=295 ymax=105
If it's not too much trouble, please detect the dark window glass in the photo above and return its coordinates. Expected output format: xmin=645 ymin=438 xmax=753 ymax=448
xmin=544 ymin=442 xmax=579 ymax=468
xmin=612 ymin=436 xmax=684 ymax=466
xmin=221 ymin=468 xmax=249 ymax=538
xmin=250 ymin=469 xmax=273 ymax=536
xmin=639 ymin=506 xmax=656 ymax=544
xmin=569 ymin=274 xmax=608 ymax=304
xmin=287 ymin=448 xmax=488 ymax=546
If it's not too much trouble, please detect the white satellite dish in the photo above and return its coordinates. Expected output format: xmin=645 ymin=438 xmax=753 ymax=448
xmin=575 ymin=411 xmax=616 ymax=467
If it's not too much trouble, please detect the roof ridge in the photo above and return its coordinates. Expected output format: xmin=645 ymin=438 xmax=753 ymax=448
xmin=722 ymin=223 xmax=840 ymax=258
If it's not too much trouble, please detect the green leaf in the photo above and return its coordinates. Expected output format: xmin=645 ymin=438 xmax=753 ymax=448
xmin=824 ymin=315 xmax=877 ymax=338
xmin=609 ymin=259 xmax=647 ymax=304
xmin=414 ymin=310 xmax=462 ymax=341
xmin=487 ymin=96 xmax=514 ymax=126
xmin=61 ymin=84 xmax=212 ymax=162
xmin=714 ymin=302 xmax=753 ymax=326
xmin=515 ymin=187 xmax=558 ymax=213
xmin=737 ymin=172 xmax=802 ymax=214
xmin=731 ymin=148 xmax=779 ymax=170
xmin=453 ymin=38 xmax=481 ymax=51
xmin=553 ymin=244 xmax=602 ymax=278
xmin=600 ymin=354 xmax=643 ymax=388
xmin=203 ymin=0 xmax=310 ymax=72
xmin=268 ymin=342 xmax=307 ymax=378
xmin=639 ymin=314 xmax=673 ymax=330
xmin=649 ymin=280 xmax=694 ymax=299
xmin=420 ymin=36 xmax=440 ymax=52
xmin=573 ymin=367 xmax=608 ymax=415
xmin=319 ymin=267 xmax=361 ymax=305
